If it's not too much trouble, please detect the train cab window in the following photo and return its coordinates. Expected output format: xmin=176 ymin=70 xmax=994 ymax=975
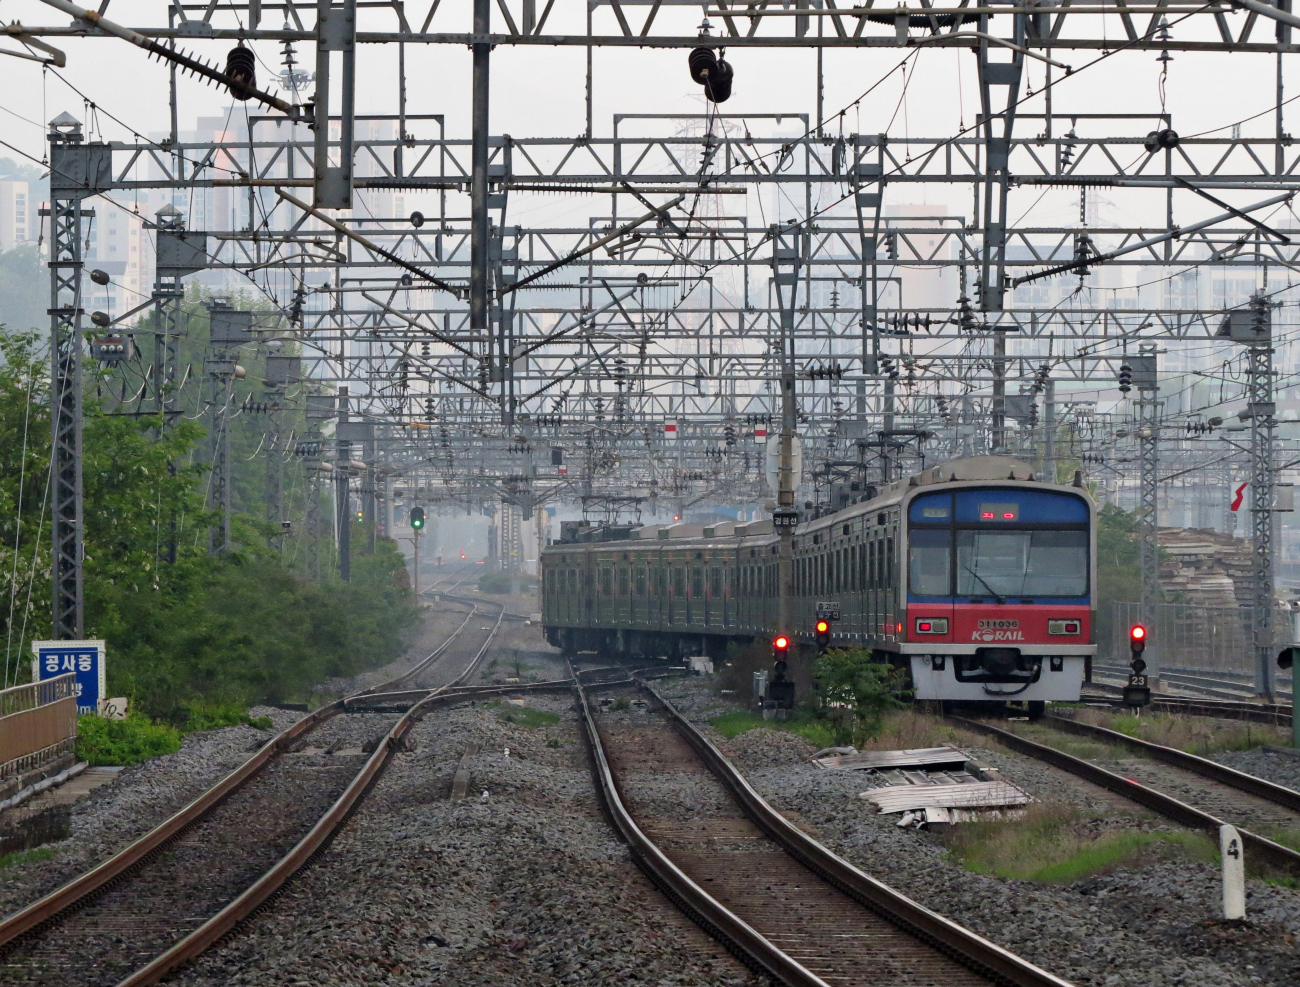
xmin=635 ymin=567 xmax=647 ymax=597
xmin=909 ymin=529 xmax=952 ymax=596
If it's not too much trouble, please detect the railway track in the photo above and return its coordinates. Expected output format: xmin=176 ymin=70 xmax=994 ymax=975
xmin=577 ymin=672 xmax=1071 ymax=987
xmin=0 ymin=597 xmax=508 ymax=987
xmin=954 ymin=714 xmax=1300 ymax=878
xmin=1080 ymin=687 xmax=1294 ymax=726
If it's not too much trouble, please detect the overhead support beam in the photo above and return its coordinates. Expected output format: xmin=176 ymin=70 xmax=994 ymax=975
xmin=36 ymin=0 xmax=305 ymax=118
xmin=313 ymin=0 xmax=357 ymax=208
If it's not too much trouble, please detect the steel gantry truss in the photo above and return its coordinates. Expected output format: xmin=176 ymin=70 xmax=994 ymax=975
xmin=23 ymin=0 xmax=1300 ymax=658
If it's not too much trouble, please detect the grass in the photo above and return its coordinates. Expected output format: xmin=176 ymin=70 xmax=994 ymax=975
xmin=497 ymin=706 xmax=560 ymax=729
xmin=179 ymin=702 xmax=273 ymax=732
xmin=709 ymin=709 xmax=839 ymax=750
xmin=0 ymin=847 xmax=53 ymax=871
xmin=75 ymin=712 xmax=183 ymax=767
xmin=1071 ymin=708 xmax=1288 ymax=756
xmin=946 ymin=803 xmax=1215 ymax=883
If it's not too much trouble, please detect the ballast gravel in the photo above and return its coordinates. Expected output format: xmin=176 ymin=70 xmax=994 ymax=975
xmin=0 ymin=719 xmax=281 ymax=917
xmin=172 ymin=690 xmax=767 ymax=987
xmin=1214 ymin=746 xmax=1300 ymax=793
xmin=659 ymin=678 xmax=1300 ymax=987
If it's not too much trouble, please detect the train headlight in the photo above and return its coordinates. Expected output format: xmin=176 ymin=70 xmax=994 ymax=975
xmin=914 ymin=618 xmax=948 ymax=634
xmin=1048 ymin=619 xmax=1081 ymax=635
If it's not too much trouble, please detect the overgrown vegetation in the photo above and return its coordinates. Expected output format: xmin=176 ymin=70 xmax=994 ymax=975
xmin=946 ymin=803 xmax=1215 ymax=883
xmin=1074 ymin=708 xmax=1288 ymax=755
xmin=1 ymin=299 xmax=418 ymax=734
xmin=811 ymin=648 xmax=907 ymax=744
xmin=75 ymin=713 xmax=184 ymax=767
xmin=0 ymin=847 xmax=53 ymax=872
xmin=709 ymin=709 xmax=839 ymax=749
xmin=496 ymin=705 xmax=560 ymax=728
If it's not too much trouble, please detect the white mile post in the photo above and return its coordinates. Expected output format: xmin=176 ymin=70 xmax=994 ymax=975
xmin=1220 ymin=824 xmax=1246 ymax=920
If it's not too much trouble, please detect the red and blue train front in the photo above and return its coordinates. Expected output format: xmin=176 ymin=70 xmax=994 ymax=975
xmin=902 ymin=486 xmax=1095 ymax=703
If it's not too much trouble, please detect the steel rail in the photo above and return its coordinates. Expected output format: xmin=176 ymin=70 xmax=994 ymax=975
xmin=116 ymin=606 xmax=506 ymax=987
xmin=952 ymin=716 xmax=1300 ymax=877
xmin=1046 ymin=713 xmax=1300 ymax=812
xmin=637 ymin=683 xmax=1075 ymax=987
xmin=0 ymin=597 xmax=499 ymax=964
xmin=573 ymin=678 xmax=829 ymax=987
xmin=1080 ymin=691 xmax=1293 ymax=727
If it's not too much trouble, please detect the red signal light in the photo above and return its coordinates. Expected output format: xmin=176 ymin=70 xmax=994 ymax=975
xmin=1130 ymin=625 xmax=1146 ymax=640
xmin=773 ymin=636 xmax=789 ymax=650
xmin=815 ymin=620 xmax=829 ymax=634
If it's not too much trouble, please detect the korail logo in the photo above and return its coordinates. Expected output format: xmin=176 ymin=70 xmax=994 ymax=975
xmin=973 ymin=618 xmax=1023 ymax=642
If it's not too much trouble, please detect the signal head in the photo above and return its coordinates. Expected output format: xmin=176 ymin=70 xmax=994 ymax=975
xmin=773 ymin=635 xmax=789 ymax=651
xmin=1129 ymin=624 xmax=1146 ymax=654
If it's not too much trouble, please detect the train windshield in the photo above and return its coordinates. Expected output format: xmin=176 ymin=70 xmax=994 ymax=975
xmin=955 ymin=529 xmax=1088 ymax=597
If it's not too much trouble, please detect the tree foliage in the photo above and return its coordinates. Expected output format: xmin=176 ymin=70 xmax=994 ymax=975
xmin=812 ymin=648 xmax=905 ymax=744
xmin=0 ymin=323 xmax=417 ymax=724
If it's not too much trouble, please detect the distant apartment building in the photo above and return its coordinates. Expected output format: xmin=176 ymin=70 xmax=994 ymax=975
xmin=84 ymin=203 xmax=150 ymax=322
xmin=0 ymin=180 xmax=32 ymax=250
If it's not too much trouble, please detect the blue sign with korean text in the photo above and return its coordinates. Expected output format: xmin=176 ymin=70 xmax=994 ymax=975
xmin=31 ymin=640 xmax=106 ymax=715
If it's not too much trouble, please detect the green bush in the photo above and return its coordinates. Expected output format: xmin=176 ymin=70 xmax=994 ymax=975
xmin=76 ymin=713 xmax=183 ymax=767
xmin=812 ymin=648 xmax=906 ymax=745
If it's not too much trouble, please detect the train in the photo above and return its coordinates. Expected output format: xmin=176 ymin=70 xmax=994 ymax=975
xmin=540 ymin=455 xmax=1097 ymax=712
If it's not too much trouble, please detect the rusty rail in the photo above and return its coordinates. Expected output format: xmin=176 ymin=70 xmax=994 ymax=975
xmin=635 ymin=683 xmax=1074 ymax=987
xmin=1047 ymin=713 xmax=1300 ymax=812
xmin=574 ymin=677 xmax=828 ymax=987
xmin=0 ymin=598 xmax=506 ymax=976
xmin=953 ymin=716 xmax=1300 ymax=878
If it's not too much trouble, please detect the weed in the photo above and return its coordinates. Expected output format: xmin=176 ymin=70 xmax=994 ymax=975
xmin=179 ymin=702 xmax=273 ymax=732
xmin=708 ymin=709 xmax=838 ymax=750
xmin=1071 ymin=708 xmax=1287 ymax=756
xmin=497 ymin=707 xmax=560 ymax=729
xmin=0 ymin=847 xmax=53 ymax=871
xmin=546 ymin=737 xmax=562 ymax=748
xmin=947 ymin=802 xmax=1214 ymax=883
xmin=610 ymin=698 xmax=630 ymax=712
xmin=76 ymin=712 xmax=183 ymax=767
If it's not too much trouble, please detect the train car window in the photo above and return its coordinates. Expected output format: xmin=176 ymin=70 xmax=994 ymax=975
xmin=886 ymin=539 xmax=895 ymax=586
xmin=635 ymin=567 xmax=647 ymax=597
xmin=956 ymin=529 xmax=1088 ymax=597
xmin=618 ymin=567 xmax=630 ymax=596
xmin=601 ymin=568 xmax=613 ymax=596
xmin=711 ymin=567 xmax=722 ymax=597
xmin=909 ymin=529 xmax=952 ymax=596
xmin=691 ymin=567 xmax=704 ymax=599
xmin=673 ymin=567 xmax=686 ymax=598
xmin=849 ymin=546 xmax=857 ymax=592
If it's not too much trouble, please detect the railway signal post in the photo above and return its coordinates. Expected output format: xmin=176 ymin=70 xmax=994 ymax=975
xmin=1124 ymin=625 xmax=1151 ymax=708
xmin=769 ymin=635 xmax=794 ymax=710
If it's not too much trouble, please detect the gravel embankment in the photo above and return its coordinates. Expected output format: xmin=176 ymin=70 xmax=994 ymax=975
xmin=0 ymin=719 xmax=284 ymax=916
xmin=659 ymin=678 xmax=1300 ymax=987
xmin=173 ymin=691 xmax=767 ymax=987
xmin=1214 ymin=747 xmax=1300 ymax=792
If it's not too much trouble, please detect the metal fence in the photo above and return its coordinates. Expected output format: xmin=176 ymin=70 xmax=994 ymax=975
xmin=1107 ymin=601 xmax=1291 ymax=673
xmin=0 ymin=674 xmax=78 ymax=778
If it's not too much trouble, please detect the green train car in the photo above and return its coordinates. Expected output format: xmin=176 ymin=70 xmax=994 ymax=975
xmin=541 ymin=455 xmax=1097 ymax=711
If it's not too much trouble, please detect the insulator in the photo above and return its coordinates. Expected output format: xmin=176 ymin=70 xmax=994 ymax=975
xmin=688 ymin=47 xmax=733 ymax=103
xmin=225 ymin=45 xmax=257 ymax=101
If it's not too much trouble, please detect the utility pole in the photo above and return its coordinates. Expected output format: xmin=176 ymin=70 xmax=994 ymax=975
xmin=471 ymin=0 xmax=492 ymax=400
xmin=1134 ymin=347 xmax=1160 ymax=687
xmin=46 ymin=112 xmax=104 ymax=639
xmin=772 ymin=225 xmax=803 ymax=638
xmin=1219 ymin=298 xmax=1277 ymax=699
xmin=337 ymin=386 xmax=351 ymax=582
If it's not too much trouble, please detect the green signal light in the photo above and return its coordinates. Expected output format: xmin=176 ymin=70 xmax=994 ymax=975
xmin=410 ymin=506 xmax=426 ymax=530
